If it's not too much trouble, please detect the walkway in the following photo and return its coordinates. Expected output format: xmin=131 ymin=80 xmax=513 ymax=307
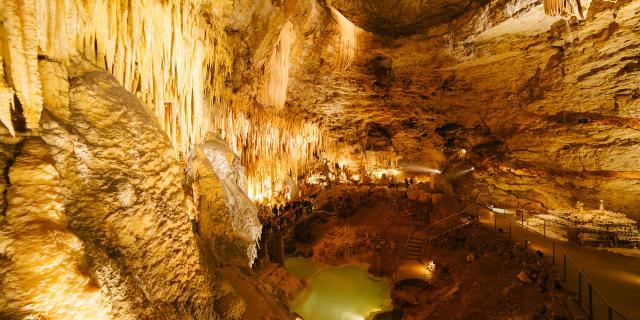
xmin=479 ymin=209 xmax=640 ymax=320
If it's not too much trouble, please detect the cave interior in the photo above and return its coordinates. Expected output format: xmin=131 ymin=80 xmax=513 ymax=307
xmin=0 ymin=0 xmax=639 ymax=319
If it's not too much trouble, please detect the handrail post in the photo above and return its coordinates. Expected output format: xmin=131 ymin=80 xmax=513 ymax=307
xmin=587 ymin=282 xmax=593 ymax=320
xmin=608 ymin=307 xmax=612 ymax=320
xmin=578 ymin=272 xmax=583 ymax=305
xmin=522 ymin=213 xmax=526 ymax=245
xmin=563 ymin=254 xmax=567 ymax=281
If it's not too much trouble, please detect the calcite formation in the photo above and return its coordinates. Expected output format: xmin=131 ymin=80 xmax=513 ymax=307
xmin=0 ymin=58 xmax=218 ymax=318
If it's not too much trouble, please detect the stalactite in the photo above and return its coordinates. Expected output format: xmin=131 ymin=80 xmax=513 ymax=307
xmin=260 ymin=21 xmax=295 ymax=110
xmin=0 ymin=55 xmax=16 ymax=136
xmin=329 ymin=7 xmax=357 ymax=71
xmin=35 ymin=0 xmax=69 ymax=63
xmin=0 ymin=0 xmax=44 ymax=131
xmin=544 ymin=0 xmax=591 ymax=20
xmin=68 ymin=0 xmax=233 ymax=154
xmin=214 ymin=97 xmax=325 ymax=203
xmin=0 ymin=0 xmax=232 ymax=151
xmin=0 ymin=0 xmax=389 ymax=204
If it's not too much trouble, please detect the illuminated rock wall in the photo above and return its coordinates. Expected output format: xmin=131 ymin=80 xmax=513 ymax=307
xmin=0 ymin=0 xmax=370 ymax=204
xmin=0 ymin=139 xmax=112 ymax=319
xmin=199 ymin=135 xmax=262 ymax=265
xmin=0 ymin=0 xmax=231 ymax=154
xmin=278 ymin=0 xmax=640 ymax=217
xmin=0 ymin=57 xmax=221 ymax=319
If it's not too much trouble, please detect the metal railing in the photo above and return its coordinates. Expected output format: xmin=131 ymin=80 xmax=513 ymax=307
xmin=426 ymin=204 xmax=480 ymax=242
xmin=474 ymin=202 xmax=628 ymax=320
xmin=562 ymin=254 xmax=627 ymax=320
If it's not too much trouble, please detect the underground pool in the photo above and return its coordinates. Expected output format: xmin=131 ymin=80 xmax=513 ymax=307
xmin=285 ymin=257 xmax=393 ymax=320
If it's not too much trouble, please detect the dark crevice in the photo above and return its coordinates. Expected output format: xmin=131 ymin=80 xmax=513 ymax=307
xmin=1 ymin=140 xmax=24 ymax=217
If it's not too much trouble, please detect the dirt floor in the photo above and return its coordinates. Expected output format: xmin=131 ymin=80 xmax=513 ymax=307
xmin=279 ymin=184 xmax=571 ymax=320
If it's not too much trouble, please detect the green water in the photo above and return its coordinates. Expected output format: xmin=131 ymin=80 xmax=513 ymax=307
xmin=284 ymin=257 xmax=392 ymax=320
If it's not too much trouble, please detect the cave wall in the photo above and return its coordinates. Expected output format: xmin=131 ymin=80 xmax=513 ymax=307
xmin=437 ymin=0 xmax=640 ymax=216
xmin=1 ymin=57 xmax=225 ymax=318
xmin=260 ymin=0 xmax=640 ymax=218
xmin=0 ymin=52 xmax=288 ymax=319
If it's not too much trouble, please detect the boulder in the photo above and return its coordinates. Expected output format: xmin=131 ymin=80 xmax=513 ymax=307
xmin=417 ymin=191 xmax=431 ymax=203
xmin=213 ymin=292 xmax=246 ymax=320
xmin=394 ymin=289 xmax=419 ymax=305
xmin=517 ymin=271 xmax=532 ymax=283
xmin=407 ymin=187 xmax=420 ymax=201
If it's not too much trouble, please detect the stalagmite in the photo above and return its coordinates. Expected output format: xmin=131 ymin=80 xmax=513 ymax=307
xmin=0 ymin=139 xmax=111 ymax=319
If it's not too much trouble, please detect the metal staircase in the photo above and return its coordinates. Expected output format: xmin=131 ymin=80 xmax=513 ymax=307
xmin=403 ymin=231 xmax=427 ymax=261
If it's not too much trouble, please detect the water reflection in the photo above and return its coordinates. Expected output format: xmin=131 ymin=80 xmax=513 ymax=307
xmin=285 ymin=257 xmax=392 ymax=320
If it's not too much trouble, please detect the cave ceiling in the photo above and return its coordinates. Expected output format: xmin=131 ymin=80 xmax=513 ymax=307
xmin=330 ymin=0 xmax=487 ymax=35
xmin=266 ymin=0 xmax=640 ymax=215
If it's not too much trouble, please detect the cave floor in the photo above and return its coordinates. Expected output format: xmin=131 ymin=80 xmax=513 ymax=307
xmin=478 ymin=210 xmax=640 ymax=319
xmin=280 ymin=190 xmax=570 ymax=320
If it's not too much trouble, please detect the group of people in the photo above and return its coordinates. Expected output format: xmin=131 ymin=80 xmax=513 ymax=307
xmin=377 ymin=174 xmax=419 ymax=191
xmin=259 ymin=199 xmax=314 ymax=238
xmin=404 ymin=176 xmax=417 ymax=187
